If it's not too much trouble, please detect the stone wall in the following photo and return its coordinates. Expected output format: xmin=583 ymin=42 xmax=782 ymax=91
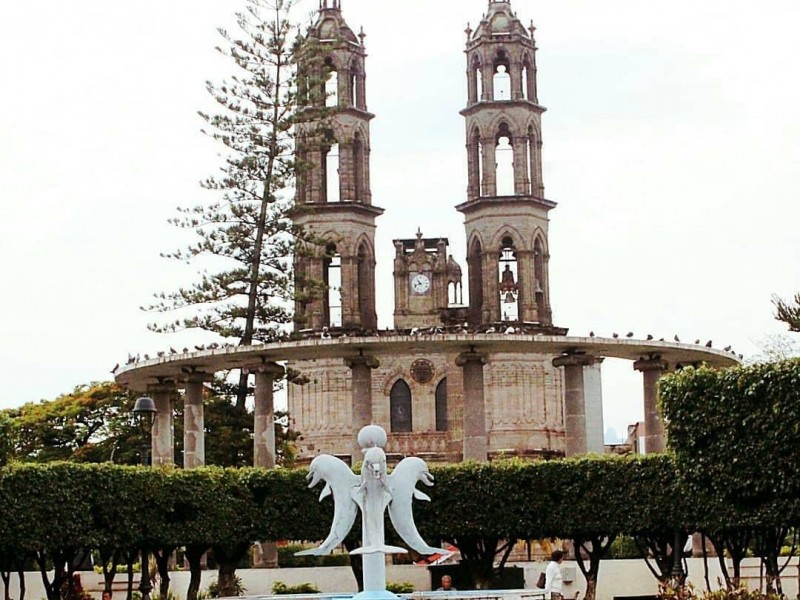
xmin=288 ymin=351 xmax=564 ymax=463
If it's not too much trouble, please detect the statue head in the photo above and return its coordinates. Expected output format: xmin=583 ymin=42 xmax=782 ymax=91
xmin=362 ymin=446 xmax=386 ymax=480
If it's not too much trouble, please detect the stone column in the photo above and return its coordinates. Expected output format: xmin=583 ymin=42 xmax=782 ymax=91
xmin=481 ymin=137 xmax=497 ymax=197
xmin=184 ymin=373 xmax=212 ymax=469
xmin=253 ymin=363 xmax=285 ymax=469
xmin=251 ymin=363 xmax=285 ymax=570
xmin=455 ymin=351 xmax=488 ymax=462
xmin=345 ymin=355 xmax=379 ymax=463
xmin=634 ymin=357 xmax=670 ymax=454
xmin=147 ymin=382 xmax=176 ymax=466
xmin=552 ymin=354 xmax=595 ymax=457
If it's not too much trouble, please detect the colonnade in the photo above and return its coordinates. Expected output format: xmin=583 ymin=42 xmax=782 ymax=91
xmin=147 ymin=351 xmax=671 ymax=478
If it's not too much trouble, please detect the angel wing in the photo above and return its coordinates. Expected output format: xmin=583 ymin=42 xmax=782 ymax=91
xmin=295 ymin=454 xmax=360 ymax=556
xmin=387 ymin=457 xmax=449 ymax=556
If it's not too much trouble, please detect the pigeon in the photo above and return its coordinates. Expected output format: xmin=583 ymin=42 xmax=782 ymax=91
xmin=110 ymin=363 xmax=119 ymax=374
xmin=705 ymin=340 xmax=713 ymax=348
xmin=612 ymin=333 xmax=619 ymax=339
xmin=321 ymin=327 xmax=332 ymax=340
xmin=504 ymin=326 xmax=515 ymax=334
xmin=183 ymin=347 xmax=189 ymax=353
xmin=694 ymin=339 xmax=700 ymax=345
xmin=143 ymin=354 xmax=150 ymax=360
xmin=724 ymin=345 xmax=732 ymax=352
xmin=626 ymin=332 xmax=634 ymax=338
xmin=646 ymin=334 xmax=654 ymax=340
xmin=157 ymin=351 xmax=165 ymax=357
xmin=410 ymin=327 xmax=420 ymax=336
xmin=485 ymin=326 xmax=496 ymax=334
xmin=195 ymin=344 xmax=205 ymax=351
xmin=589 ymin=331 xmax=595 ymax=337
xmin=674 ymin=335 xmax=680 ymax=342
xmin=659 ymin=338 xmax=665 ymax=342
xmin=170 ymin=347 xmax=178 ymax=354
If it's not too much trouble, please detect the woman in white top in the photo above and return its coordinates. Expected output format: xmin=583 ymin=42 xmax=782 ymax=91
xmin=544 ymin=549 xmax=565 ymax=600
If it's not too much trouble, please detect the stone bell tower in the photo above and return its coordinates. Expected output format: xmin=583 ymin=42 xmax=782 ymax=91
xmin=293 ymin=0 xmax=383 ymax=333
xmin=457 ymin=0 xmax=557 ymax=330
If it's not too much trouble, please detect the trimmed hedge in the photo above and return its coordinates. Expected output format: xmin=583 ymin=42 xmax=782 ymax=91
xmin=0 ymin=452 xmax=781 ymax=560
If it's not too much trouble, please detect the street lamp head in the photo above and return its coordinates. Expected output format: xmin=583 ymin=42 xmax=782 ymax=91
xmin=132 ymin=396 xmax=157 ymax=434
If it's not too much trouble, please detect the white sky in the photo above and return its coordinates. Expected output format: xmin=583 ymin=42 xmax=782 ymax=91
xmin=1 ymin=0 xmax=799 ymax=441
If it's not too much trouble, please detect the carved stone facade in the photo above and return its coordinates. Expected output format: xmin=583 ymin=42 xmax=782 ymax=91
xmin=291 ymin=352 xmax=564 ymax=463
xmin=289 ymin=0 xmax=570 ymax=464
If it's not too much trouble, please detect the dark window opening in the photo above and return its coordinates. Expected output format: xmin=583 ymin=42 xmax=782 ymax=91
xmin=390 ymin=379 xmax=412 ymax=433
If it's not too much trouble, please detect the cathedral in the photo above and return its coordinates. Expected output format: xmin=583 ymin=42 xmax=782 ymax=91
xmin=290 ymin=0 xmax=571 ymax=463
xmin=115 ymin=0 xmax=737 ymax=472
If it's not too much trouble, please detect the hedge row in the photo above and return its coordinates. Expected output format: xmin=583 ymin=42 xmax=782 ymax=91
xmin=0 ymin=452 xmax=794 ymax=560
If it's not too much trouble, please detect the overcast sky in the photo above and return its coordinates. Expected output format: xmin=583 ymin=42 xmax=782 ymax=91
xmin=1 ymin=0 xmax=798 ymax=440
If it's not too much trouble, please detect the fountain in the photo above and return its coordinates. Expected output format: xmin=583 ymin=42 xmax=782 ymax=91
xmin=297 ymin=424 xmax=446 ymax=599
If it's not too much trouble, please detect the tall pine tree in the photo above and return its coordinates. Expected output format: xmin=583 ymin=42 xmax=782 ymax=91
xmin=773 ymin=293 xmax=800 ymax=332
xmin=146 ymin=0 xmax=321 ymax=409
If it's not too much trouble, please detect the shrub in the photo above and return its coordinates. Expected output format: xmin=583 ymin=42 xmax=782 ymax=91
xmin=208 ymin=577 xmax=245 ymax=598
xmin=271 ymin=582 xmax=320 ymax=594
xmin=386 ymin=582 xmax=415 ymax=593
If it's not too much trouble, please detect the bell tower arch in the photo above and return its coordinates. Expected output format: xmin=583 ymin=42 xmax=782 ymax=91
xmin=457 ymin=1 xmax=557 ymax=330
xmin=294 ymin=0 xmax=383 ymax=333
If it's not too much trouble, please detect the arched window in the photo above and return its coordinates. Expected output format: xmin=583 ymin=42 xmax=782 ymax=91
xmin=324 ymin=143 xmax=340 ymax=202
xmin=526 ymin=126 xmax=535 ymax=196
xmin=534 ymin=238 xmax=546 ymax=318
xmin=448 ymin=282 xmax=462 ymax=306
xmin=493 ymin=52 xmax=511 ymax=101
xmin=325 ymin=60 xmax=338 ymax=108
xmin=468 ymin=128 xmax=482 ymax=199
xmin=390 ymin=380 xmax=412 ymax=433
xmin=435 ymin=379 xmax=448 ymax=432
xmin=323 ymin=243 xmax=342 ymax=327
xmin=521 ymin=62 xmax=530 ymax=101
xmin=470 ymin=56 xmax=482 ymax=104
xmin=496 ymin=123 xmax=514 ymax=196
xmin=499 ymin=236 xmax=519 ymax=322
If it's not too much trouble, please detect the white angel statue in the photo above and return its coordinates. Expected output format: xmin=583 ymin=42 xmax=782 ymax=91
xmin=296 ymin=425 xmax=447 ymax=594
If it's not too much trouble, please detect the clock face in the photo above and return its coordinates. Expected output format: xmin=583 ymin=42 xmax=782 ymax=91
xmin=411 ymin=273 xmax=431 ymax=294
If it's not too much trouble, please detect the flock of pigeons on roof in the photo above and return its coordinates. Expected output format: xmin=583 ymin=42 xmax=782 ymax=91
xmin=112 ymin=328 xmax=742 ymax=374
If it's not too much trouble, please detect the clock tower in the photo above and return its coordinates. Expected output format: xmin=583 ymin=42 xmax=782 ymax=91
xmin=457 ymin=0 xmax=558 ymax=331
xmin=393 ymin=230 xmax=462 ymax=330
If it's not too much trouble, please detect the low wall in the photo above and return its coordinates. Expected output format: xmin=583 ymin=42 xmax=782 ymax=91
xmin=3 ymin=559 xmax=799 ymax=600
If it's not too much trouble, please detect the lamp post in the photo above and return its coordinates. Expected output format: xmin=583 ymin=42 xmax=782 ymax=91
xmin=133 ymin=396 xmax=157 ymax=600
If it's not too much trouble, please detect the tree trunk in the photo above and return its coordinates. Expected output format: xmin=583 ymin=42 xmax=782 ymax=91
xmin=17 ymin=566 xmax=25 ymax=600
xmin=2 ymin=570 xmax=11 ymax=600
xmin=211 ymin=543 xmax=249 ymax=598
xmin=125 ymin=552 xmax=135 ymax=600
xmin=153 ymin=547 xmax=175 ymax=600
xmin=185 ymin=545 xmax=207 ymax=600
xmin=98 ymin=547 xmax=121 ymax=595
xmin=574 ymin=535 xmax=612 ymax=600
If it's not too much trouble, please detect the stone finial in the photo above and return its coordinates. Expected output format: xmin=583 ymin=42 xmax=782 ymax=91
xmin=357 ymin=424 xmax=387 ymax=450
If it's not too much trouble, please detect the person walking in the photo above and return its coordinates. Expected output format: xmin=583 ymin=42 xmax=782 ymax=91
xmin=544 ymin=550 xmax=565 ymax=600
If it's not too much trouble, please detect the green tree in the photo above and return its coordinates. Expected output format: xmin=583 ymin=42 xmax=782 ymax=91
xmin=6 ymin=382 xmax=142 ymax=465
xmin=660 ymin=360 xmax=800 ymax=593
xmin=772 ymin=293 xmax=800 ymax=332
xmin=144 ymin=0 xmax=309 ymax=411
